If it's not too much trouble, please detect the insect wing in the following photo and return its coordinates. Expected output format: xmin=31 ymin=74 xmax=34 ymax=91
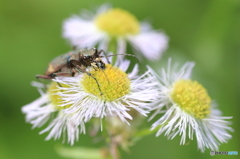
xmin=44 ymin=52 xmax=72 ymax=75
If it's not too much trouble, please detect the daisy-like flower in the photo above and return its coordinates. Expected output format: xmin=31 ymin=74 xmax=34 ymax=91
xmin=22 ymin=81 xmax=85 ymax=145
xmin=148 ymin=59 xmax=233 ymax=152
xmin=63 ymin=4 xmax=168 ymax=60
xmin=54 ymin=59 xmax=159 ymax=126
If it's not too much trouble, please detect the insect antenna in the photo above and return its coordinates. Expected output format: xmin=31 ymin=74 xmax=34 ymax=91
xmin=100 ymin=54 xmax=139 ymax=63
xmin=101 ymin=68 xmax=110 ymax=84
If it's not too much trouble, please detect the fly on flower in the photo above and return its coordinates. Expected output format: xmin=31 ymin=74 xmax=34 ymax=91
xmin=36 ymin=47 xmax=138 ymax=95
xmin=36 ymin=48 xmax=107 ymax=94
xmin=36 ymin=48 xmax=107 ymax=79
xmin=148 ymin=59 xmax=233 ymax=152
xmin=63 ymin=4 xmax=169 ymax=60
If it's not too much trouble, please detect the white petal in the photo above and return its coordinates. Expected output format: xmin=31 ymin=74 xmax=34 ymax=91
xmin=117 ymin=37 xmax=127 ymax=54
xmin=151 ymin=103 xmax=232 ymax=152
xmin=127 ymin=30 xmax=169 ymax=60
xmin=63 ymin=17 xmax=107 ymax=48
xmin=40 ymin=112 xmax=85 ymax=145
xmin=128 ymin=64 xmax=139 ymax=79
xmin=22 ymin=94 xmax=56 ymax=128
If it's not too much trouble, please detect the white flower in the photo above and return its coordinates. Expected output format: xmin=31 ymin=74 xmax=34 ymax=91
xmin=148 ymin=59 xmax=233 ymax=152
xmin=63 ymin=4 xmax=168 ymax=60
xmin=53 ymin=59 xmax=159 ymax=126
xmin=22 ymin=81 xmax=85 ymax=145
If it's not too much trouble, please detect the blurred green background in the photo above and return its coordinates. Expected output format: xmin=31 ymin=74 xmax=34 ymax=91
xmin=1 ymin=0 xmax=239 ymax=158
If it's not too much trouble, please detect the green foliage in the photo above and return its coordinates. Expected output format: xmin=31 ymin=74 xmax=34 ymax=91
xmin=55 ymin=145 xmax=105 ymax=159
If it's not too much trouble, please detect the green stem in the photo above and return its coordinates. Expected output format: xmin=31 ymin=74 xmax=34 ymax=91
xmin=108 ymin=38 xmax=118 ymax=65
xmin=109 ymin=137 xmax=120 ymax=159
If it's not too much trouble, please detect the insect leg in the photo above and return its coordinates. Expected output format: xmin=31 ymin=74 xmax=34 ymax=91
xmin=35 ymin=75 xmax=53 ymax=90
xmin=52 ymin=72 xmax=74 ymax=77
xmin=36 ymin=75 xmax=64 ymax=89
xmin=52 ymin=72 xmax=77 ymax=87
xmin=101 ymin=69 xmax=110 ymax=84
xmin=36 ymin=75 xmax=54 ymax=80
xmin=73 ymin=65 xmax=103 ymax=95
xmin=98 ymin=50 xmax=111 ymax=64
xmin=86 ymin=72 xmax=103 ymax=96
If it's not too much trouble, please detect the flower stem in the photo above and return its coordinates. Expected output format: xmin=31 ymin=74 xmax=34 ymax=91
xmin=108 ymin=38 xmax=118 ymax=65
xmin=109 ymin=136 xmax=120 ymax=159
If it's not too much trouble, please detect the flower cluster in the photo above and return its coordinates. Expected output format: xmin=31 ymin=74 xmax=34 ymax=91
xmin=22 ymin=3 xmax=232 ymax=156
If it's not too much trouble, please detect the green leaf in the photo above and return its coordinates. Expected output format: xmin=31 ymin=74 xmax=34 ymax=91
xmin=55 ymin=145 xmax=105 ymax=159
xmin=133 ymin=125 xmax=162 ymax=140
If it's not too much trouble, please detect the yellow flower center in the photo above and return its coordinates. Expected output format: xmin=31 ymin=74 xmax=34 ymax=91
xmin=95 ymin=8 xmax=140 ymax=37
xmin=171 ymin=79 xmax=211 ymax=119
xmin=47 ymin=82 xmax=71 ymax=110
xmin=81 ymin=64 xmax=131 ymax=101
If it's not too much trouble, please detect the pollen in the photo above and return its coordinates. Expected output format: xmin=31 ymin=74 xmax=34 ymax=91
xmin=171 ymin=79 xmax=211 ymax=119
xmin=47 ymin=82 xmax=71 ymax=110
xmin=95 ymin=8 xmax=140 ymax=37
xmin=81 ymin=64 xmax=131 ymax=101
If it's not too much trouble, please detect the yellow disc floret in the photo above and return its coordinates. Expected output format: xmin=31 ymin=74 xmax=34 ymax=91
xmin=47 ymin=82 xmax=71 ymax=110
xmin=171 ymin=79 xmax=211 ymax=119
xmin=95 ymin=8 xmax=140 ymax=37
xmin=81 ymin=64 xmax=131 ymax=101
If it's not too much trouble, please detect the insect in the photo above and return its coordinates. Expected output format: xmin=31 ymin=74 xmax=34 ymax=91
xmin=36 ymin=48 xmax=139 ymax=95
